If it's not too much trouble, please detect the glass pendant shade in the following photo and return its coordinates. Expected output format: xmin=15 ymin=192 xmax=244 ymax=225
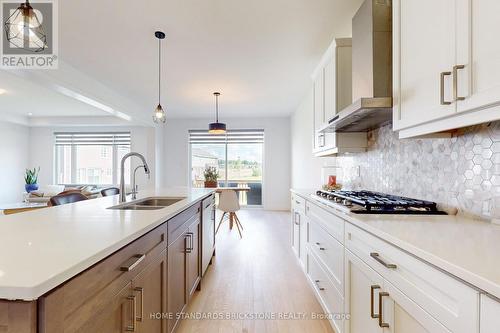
xmin=4 ymin=1 xmax=47 ymax=52
xmin=153 ymin=31 xmax=166 ymax=124
xmin=153 ymin=104 xmax=166 ymax=123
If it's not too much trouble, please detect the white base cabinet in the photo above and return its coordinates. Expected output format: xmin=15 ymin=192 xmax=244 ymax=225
xmin=290 ymin=192 xmax=483 ymax=333
xmin=480 ymin=295 xmax=500 ymax=333
xmin=291 ymin=193 xmax=307 ymax=269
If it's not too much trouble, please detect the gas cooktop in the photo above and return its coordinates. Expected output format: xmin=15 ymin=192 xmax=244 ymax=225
xmin=314 ymin=190 xmax=447 ymax=215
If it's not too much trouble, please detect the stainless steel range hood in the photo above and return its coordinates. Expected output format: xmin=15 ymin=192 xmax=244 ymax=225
xmin=322 ymin=0 xmax=392 ymax=133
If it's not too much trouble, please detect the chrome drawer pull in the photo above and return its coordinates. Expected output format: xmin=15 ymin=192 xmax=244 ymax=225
xmin=185 ymin=233 xmax=193 ymax=253
xmin=370 ymin=285 xmax=380 ymax=319
xmin=440 ymin=71 xmax=452 ymax=105
xmin=370 ymin=252 xmax=397 ymax=269
xmin=315 ymin=242 xmax=325 ymax=251
xmin=453 ymin=64 xmax=466 ymax=101
xmin=314 ymin=279 xmax=325 ymax=291
xmin=378 ymin=292 xmax=390 ymax=328
xmin=120 ymin=254 xmax=146 ymax=272
xmin=134 ymin=287 xmax=144 ymax=322
xmin=126 ymin=295 xmax=137 ymax=331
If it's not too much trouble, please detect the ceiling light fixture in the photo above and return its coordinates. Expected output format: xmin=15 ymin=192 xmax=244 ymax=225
xmin=152 ymin=31 xmax=166 ymax=124
xmin=4 ymin=0 xmax=47 ymax=52
xmin=0 ymin=89 xmax=6 ymax=95
xmin=208 ymin=92 xmax=227 ymax=134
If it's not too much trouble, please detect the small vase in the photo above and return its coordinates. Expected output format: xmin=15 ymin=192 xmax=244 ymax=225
xmin=25 ymin=183 xmax=39 ymax=193
xmin=204 ymin=181 xmax=218 ymax=188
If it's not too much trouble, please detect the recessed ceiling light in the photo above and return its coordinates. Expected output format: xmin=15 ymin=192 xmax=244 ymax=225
xmin=0 ymin=89 xmax=6 ymax=95
xmin=27 ymin=112 xmax=33 ymax=116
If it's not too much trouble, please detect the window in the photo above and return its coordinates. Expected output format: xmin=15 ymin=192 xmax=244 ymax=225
xmin=54 ymin=132 xmax=131 ymax=185
xmin=189 ymin=129 xmax=264 ymax=206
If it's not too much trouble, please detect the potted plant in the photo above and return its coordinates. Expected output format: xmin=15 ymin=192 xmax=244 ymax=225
xmin=203 ymin=166 xmax=219 ymax=188
xmin=24 ymin=167 xmax=40 ymax=193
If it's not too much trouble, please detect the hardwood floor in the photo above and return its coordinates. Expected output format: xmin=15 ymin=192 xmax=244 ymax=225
xmin=176 ymin=209 xmax=335 ymax=333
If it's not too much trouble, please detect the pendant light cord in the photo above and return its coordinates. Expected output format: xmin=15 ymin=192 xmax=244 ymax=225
xmin=158 ymin=38 xmax=161 ymax=105
xmin=215 ymin=94 xmax=219 ymax=122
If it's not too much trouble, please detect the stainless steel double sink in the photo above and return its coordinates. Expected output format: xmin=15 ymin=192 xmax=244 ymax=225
xmin=108 ymin=197 xmax=185 ymax=210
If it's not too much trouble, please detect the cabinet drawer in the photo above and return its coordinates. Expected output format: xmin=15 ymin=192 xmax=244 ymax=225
xmin=291 ymin=193 xmax=306 ymax=214
xmin=345 ymin=223 xmax=479 ymax=333
xmin=306 ymin=200 xmax=344 ymax=244
xmin=168 ymin=203 xmax=200 ymax=246
xmin=309 ymin=218 xmax=344 ymax=296
xmin=307 ymin=250 xmax=344 ymax=333
xmin=202 ymin=194 xmax=215 ymax=210
xmin=39 ymin=223 xmax=167 ymax=332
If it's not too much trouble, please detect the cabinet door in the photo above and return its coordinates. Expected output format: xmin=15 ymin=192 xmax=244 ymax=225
xmin=291 ymin=210 xmax=300 ymax=258
xmin=70 ymin=282 xmax=134 ymax=333
xmin=480 ymin=295 xmax=500 ymax=333
xmin=299 ymin=214 xmax=308 ymax=268
xmin=324 ymin=57 xmax=336 ymax=123
xmin=313 ymin=71 xmax=325 ymax=152
xmin=314 ymin=70 xmax=325 ymax=132
xmin=344 ymin=250 xmax=384 ymax=333
xmin=382 ymin=280 xmax=452 ymax=333
xmin=455 ymin=0 xmax=500 ymax=114
xmin=201 ymin=199 xmax=215 ymax=275
xmin=167 ymin=232 xmax=188 ymax=333
xmin=133 ymin=250 xmax=167 ymax=333
xmin=394 ymin=0 xmax=456 ymax=129
xmin=186 ymin=218 xmax=201 ymax=299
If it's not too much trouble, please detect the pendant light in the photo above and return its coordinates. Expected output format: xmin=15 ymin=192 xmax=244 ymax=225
xmin=153 ymin=31 xmax=166 ymax=123
xmin=208 ymin=92 xmax=227 ymax=134
xmin=4 ymin=0 xmax=47 ymax=52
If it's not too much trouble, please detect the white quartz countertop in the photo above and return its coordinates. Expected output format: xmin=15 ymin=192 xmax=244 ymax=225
xmin=291 ymin=189 xmax=500 ymax=299
xmin=0 ymin=187 xmax=214 ymax=301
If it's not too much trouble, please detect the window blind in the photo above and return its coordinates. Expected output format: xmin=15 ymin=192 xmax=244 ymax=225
xmin=54 ymin=132 xmax=131 ymax=147
xmin=189 ymin=129 xmax=264 ymax=144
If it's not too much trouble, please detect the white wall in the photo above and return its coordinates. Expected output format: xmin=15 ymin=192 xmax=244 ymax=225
xmin=29 ymin=126 xmax=157 ymax=190
xmin=163 ymin=117 xmax=291 ymax=211
xmin=0 ymin=121 xmax=30 ymax=204
xmin=290 ymin=88 xmax=336 ymax=190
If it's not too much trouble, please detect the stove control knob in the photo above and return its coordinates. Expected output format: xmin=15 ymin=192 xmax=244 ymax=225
xmin=327 ymin=195 xmax=335 ymax=200
xmin=343 ymin=199 xmax=352 ymax=206
xmin=316 ymin=191 xmax=323 ymax=196
xmin=335 ymin=197 xmax=343 ymax=203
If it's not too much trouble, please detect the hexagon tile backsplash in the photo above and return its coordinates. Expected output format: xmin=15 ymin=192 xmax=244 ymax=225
xmin=336 ymin=121 xmax=500 ymax=221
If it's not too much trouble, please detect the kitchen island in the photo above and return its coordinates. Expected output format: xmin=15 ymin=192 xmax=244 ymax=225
xmin=0 ymin=187 xmax=216 ymax=333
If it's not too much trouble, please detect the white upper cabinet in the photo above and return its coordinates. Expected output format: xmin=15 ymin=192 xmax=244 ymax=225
xmin=393 ymin=0 xmax=500 ymax=138
xmin=456 ymin=0 xmax=500 ymax=114
xmin=393 ymin=0 xmax=457 ymax=130
xmin=312 ymin=38 xmax=367 ymax=156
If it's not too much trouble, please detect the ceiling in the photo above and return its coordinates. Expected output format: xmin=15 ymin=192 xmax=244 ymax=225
xmin=1 ymin=0 xmax=363 ymax=125
xmin=58 ymin=0 xmax=363 ymax=120
xmin=0 ymin=70 xmax=109 ymax=124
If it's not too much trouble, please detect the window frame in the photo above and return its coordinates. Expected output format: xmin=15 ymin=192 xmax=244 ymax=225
xmin=53 ymin=132 xmax=131 ymax=186
xmin=188 ymin=129 xmax=265 ymax=207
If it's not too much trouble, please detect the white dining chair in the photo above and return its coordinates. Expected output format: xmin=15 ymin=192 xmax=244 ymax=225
xmin=216 ymin=190 xmax=243 ymax=238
